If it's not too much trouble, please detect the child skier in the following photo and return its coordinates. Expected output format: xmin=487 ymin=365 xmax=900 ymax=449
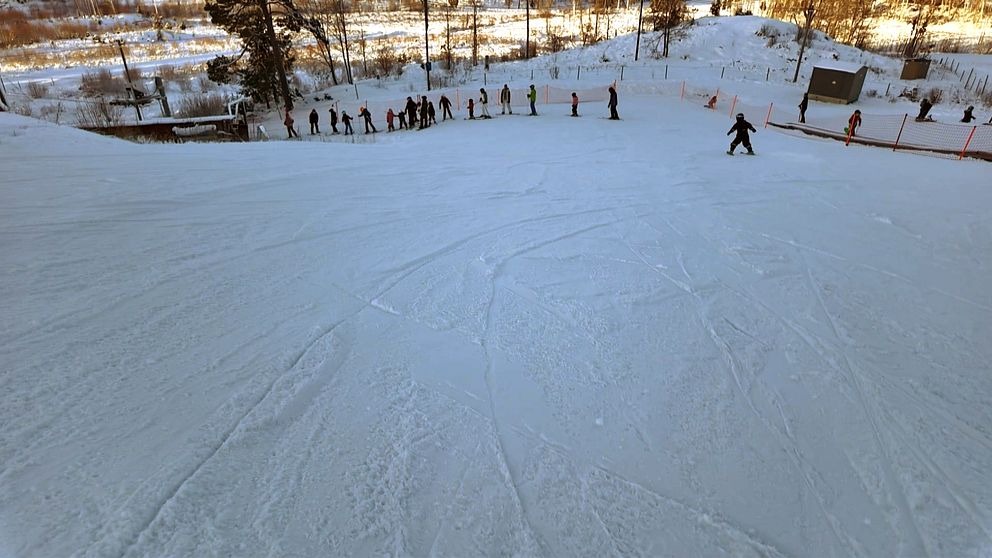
xmin=847 ymin=109 xmax=862 ymax=137
xmin=571 ymin=92 xmax=579 ymax=117
xmin=726 ymin=112 xmax=756 ymax=155
xmin=341 ymin=110 xmax=353 ymax=135
xmin=309 ymin=108 xmax=320 ymax=134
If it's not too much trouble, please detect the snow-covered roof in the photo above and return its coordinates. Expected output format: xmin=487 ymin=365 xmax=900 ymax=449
xmin=812 ymin=61 xmax=866 ymax=74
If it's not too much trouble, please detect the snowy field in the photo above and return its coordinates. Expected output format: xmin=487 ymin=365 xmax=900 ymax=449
xmin=2 ymin=78 xmax=992 ymax=557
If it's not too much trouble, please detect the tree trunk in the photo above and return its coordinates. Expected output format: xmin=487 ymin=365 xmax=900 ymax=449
xmin=259 ymin=0 xmax=294 ymax=110
xmin=338 ymin=10 xmax=353 ymax=84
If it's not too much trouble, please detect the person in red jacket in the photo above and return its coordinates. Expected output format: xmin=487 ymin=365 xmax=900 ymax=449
xmin=386 ymin=108 xmax=396 ymax=132
xmin=847 ymin=109 xmax=862 ymax=137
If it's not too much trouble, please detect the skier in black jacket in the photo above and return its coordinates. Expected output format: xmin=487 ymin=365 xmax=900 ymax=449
xmin=727 ymin=113 xmax=756 ymax=155
xmin=439 ymin=94 xmax=453 ymax=120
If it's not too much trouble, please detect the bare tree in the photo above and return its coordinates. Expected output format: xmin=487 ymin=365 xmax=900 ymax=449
xmin=903 ymin=0 xmax=965 ymax=56
xmin=650 ymin=0 xmax=687 ymax=57
xmin=287 ymin=0 xmax=341 ymax=85
xmin=792 ymin=0 xmax=820 ymax=82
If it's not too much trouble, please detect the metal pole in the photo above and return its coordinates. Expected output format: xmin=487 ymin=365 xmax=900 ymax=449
xmin=764 ymin=102 xmax=773 ymax=128
xmin=424 ymin=0 xmax=431 ymax=90
xmin=892 ymin=114 xmax=907 ymax=151
xmin=526 ymin=0 xmax=530 ymax=58
xmin=634 ymin=0 xmax=644 ymax=61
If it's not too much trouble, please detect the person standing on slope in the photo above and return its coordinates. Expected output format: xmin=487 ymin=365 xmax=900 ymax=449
xmin=479 ymin=88 xmax=491 ymax=119
xmin=341 ymin=110 xmax=354 ymax=135
xmin=467 ymin=97 xmax=475 ymax=120
xmin=284 ymin=109 xmax=299 ymax=138
xmin=329 ymin=106 xmax=339 ymax=134
xmin=607 ymin=85 xmax=619 ymax=120
xmin=309 ymin=108 xmax=320 ymax=134
xmin=419 ymin=96 xmax=430 ymax=129
xmin=528 ymin=84 xmax=538 ymax=116
xmin=428 ymin=100 xmax=437 ymax=125
xmin=798 ymin=92 xmax=808 ymax=123
xmin=500 ymin=84 xmax=512 ymax=114
xmin=917 ymin=98 xmax=933 ymax=121
xmin=439 ymin=94 xmax=453 ymax=121
xmin=726 ymin=112 xmax=756 ymax=155
xmin=405 ymin=97 xmax=418 ymax=131
xmin=386 ymin=108 xmax=396 ymax=132
xmin=571 ymin=92 xmax=579 ymax=117
xmin=360 ymin=106 xmax=377 ymax=134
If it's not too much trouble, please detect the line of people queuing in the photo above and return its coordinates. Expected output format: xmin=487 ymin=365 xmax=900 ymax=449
xmin=281 ymin=84 xmax=621 ymax=139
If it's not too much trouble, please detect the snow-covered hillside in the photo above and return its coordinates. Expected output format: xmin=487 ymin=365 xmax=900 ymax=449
xmin=2 ymin=64 xmax=991 ymax=558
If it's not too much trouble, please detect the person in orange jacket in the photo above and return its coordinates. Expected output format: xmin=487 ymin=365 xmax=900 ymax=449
xmin=386 ymin=108 xmax=396 ymax=132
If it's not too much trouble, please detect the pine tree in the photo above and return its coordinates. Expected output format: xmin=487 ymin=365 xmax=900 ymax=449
xmin=205 ymin=0 xmax=296 ymax=110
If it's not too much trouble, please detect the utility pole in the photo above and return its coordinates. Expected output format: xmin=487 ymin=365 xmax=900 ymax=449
xmin=526 ymin=0 xmax=530 ymax=58
xmin=116 ymin=39 xmax=142 ymax=121
xmin=634 ymin=0 xmax=644 ymax=61
xmin=424 ymin=0 xmax=431 ymax=90
xmin=792 ymin=0 xmax=815 ymax=83
xmin=473 ymin=1 xmax=478 ymax=66
xmin=524 ymin=0 xmax=530 ymax=58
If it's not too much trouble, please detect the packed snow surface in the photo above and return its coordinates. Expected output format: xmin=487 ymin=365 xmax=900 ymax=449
xmin=1 ymin=94 xmax=991 ymax=557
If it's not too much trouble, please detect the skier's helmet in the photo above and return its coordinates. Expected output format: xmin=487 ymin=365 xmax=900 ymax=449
xmin=736 ymin=113 xmax=744 ymax=119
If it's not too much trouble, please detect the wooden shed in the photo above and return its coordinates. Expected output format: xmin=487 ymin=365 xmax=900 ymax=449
xmin=807 ymin=63 xmax=868 ymax=104
xmin=900 ymin=58 xmax=931 ymax=80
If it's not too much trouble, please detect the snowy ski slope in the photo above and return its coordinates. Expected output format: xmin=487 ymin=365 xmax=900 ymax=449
xmin=1 ymin=87 xmax=991 ymax=557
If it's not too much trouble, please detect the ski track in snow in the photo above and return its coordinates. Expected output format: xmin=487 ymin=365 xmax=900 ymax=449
xmin=1 ymin=91 xmax=991 ymax=558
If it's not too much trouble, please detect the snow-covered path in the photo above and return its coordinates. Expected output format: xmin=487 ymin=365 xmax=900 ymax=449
xmin=1 ymin=101 xmax=990 ymax=556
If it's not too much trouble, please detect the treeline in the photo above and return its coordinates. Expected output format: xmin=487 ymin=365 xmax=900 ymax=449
xmin=746 ymin=0 xmax=987 ymax=54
